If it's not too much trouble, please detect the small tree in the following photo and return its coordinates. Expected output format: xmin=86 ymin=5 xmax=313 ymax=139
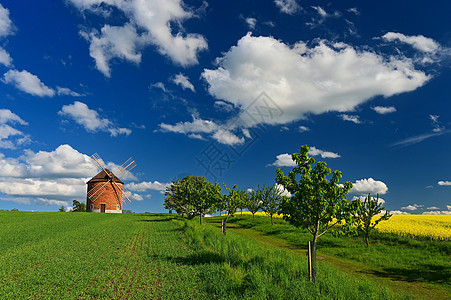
xmin=276 ymin=145 xmax=359 ymax=281
xmin=72 ymin=200 xmax=86 ymax=212
xmin=355 ymin=193 xmax=392 ymax=246
xmin=220 ymin=184 xmax=241 ymax=235
xmin=58 ymin=206 xmax=65 ymax=212
xmin=237 ymin=189 xmax=249 ymax=216
xmin=164 ymin=179 xmax=194 ymax=217
xmin=170 ymin=176 xmax=222 ymax=224
xmin=246 ymin=189 xmax=261 ymax=219
xmin=259 ymin=184 xmax=283 ymax=225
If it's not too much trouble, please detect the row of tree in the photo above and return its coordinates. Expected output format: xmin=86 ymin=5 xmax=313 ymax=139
xmin=164 ymin=145 xmax=392 ymax=281
xmin=164 ymin=176 xmax=287 ymax=230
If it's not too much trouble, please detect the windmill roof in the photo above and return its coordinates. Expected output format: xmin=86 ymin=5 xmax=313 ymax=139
xmin=87 ymin=169 xmax=124 ymax=184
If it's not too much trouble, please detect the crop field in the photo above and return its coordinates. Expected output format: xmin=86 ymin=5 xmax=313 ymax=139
xmin=0 ymin=211 xmax=449 ymax=299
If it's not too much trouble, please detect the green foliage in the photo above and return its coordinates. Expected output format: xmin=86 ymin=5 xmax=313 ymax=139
xmin=164 ymin=176 xmax=222 ymax=224
xmin=245 ymin=189 xmax=261 ymax=219
xmin=258 ymin=184 xmax=283 ymax=225
xmin=72 ymin=200 xmax=86 ymax=212
xmin=276 ymin=145 xmax=359 ymax=242
xmin=58 ymin=206 xmax=65 ymax=212
xmin=355 ymin=193 xmax=392 ymax=246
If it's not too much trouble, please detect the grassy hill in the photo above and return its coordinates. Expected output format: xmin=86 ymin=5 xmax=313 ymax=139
xmin=0 ymin=211 xmax=448 ymax=299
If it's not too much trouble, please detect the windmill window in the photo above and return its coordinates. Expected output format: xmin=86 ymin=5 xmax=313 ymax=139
xmin=117 ymin=204 xmax=120 ymax=210
xmin=90 ymin=204 xmax=93 ymax=210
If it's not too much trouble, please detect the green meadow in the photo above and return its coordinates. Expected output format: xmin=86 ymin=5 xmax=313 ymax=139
xmin=0 ymin=211 xmax=449 ymax=299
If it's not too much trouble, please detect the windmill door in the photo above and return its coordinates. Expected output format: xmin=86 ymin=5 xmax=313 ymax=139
xmin=101 ymin=204 xmax=106 ymax=213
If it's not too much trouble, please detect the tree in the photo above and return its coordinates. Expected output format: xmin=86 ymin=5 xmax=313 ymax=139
xmin=165 ymin=176 xmax=222 ymax=224
xmin=164 ymin=179 xmax=194 ymax=217
xmin=246 ymin=189 xmax=261 ymax=219
xmin=355 ymin=193 xmax=392 ymax=246
xmin=58 ymin=206 xmax=65 ymax=212
xmin=72 ymin=200 xmax=86 ymax=212
xmin=259 ymin=184 xmax=283 ymax=225
xmin=276 ymin=145 xmax=359 ymax=281
xmin=237 ymin=189 xmax=249 ymax=216
xmin=220 ymin=184 xmax=242 ymax=235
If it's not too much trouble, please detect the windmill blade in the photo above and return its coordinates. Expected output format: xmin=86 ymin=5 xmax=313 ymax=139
xmin=87 ymin=181 xmax=110 ymax=202
xmin=90 ymin=153 xmax=109 ymax=174
xmin=116 ymin=157 xmax=137 ymax=177
xmin=111 ymin=180 xmax=133 ymax=203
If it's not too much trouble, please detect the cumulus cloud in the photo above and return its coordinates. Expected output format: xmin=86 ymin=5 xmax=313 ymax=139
xmin=391 ymin=210 xmax=410 ymax=215
xmin=158 ymin=115 xmax=245 ymax=145
xmin=351 ymin=178 xmax=388 ymax=195
xmin=400 ymin=204 xmax=423 ymax=211
xmin=2 ymin=70 xmax=55 ymax=97
xmin=59 ymin=101 xmax=131 ymax=137
xmin=172 ymin=73 xmax=195 ymax=92
xmin=308 ymin=146 xmax=340 ymax=158
xmin=0 ymin=109 xmax=29 ymax=149
xmin=2 ymin=70 xmax=82 ymax=98
xmin=298 ymin=126 xmax=310 ymax=132
xmin=372 ymin=106 xmax=396 ymax=114
xmin=0 ymin=3 xmax=14 ymax=67
xmin=438 ymin=181 xmax=451 ymax=186
xmin=422 ymin=210 xmax=451 ymax=215
xmin=340 ymin=114 xmax=361 ymax=124
xmin=244 ymin=17 xmax=257 ymax=30
xmin=0 ymin=144 xmax=146 ymax=207
xmin=69 ymin=0 xmax=207 ymax=76
xmin=274 ymin=183 xmax=292 ymax=197
xmin=269 ymin=153 xmax=296 ymax=167
xmin=202 ymin=33 xmax=430 ymax=127
xmin=126 ymin=181 xmax=170 ymax=192
xmin=382 ymin=32 xmax=439 ymax=54
xmin=274 ymin=0 xmax=300 ymax=15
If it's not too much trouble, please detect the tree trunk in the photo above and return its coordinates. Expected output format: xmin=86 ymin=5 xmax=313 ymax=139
xmin=252 ymin=213 xmax=255 ymax=219
xmin=221 ymin=218 xmax=227 ymax=235
xmin=271 ymin=214 xmax=274 ymax=225
xmin=241 ymin=208 xmax=243 ymax=216
xmin=308 ymin=240 xmax=317 ymax=282
xmin=200 ymin=214 xmax=203 ymax=225
xmin=365 ymin=231 xmax=369 ymax=247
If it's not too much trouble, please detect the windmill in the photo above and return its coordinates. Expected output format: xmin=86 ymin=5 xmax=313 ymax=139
xmin=86 ymin=153 xmax=136 ymax=213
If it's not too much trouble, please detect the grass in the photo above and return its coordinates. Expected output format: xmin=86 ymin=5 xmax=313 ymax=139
xmin=0 ymin=211 xmax=408 ymax=299
xmin=218 ymin=214 xmax=451 ymax=299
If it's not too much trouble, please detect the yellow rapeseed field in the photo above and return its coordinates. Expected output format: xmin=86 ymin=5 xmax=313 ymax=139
xmin=239 ymin=212 xmax=451 ymax=240
xmin=375 ymin=215 xmax=451 ymax=240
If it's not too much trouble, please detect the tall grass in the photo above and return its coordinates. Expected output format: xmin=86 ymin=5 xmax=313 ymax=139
xmin=182 ymin=216 xmax=402 ymax=299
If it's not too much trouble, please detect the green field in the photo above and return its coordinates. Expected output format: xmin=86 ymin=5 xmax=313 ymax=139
xmin=0 ymin=212 xmax=449 ymax=299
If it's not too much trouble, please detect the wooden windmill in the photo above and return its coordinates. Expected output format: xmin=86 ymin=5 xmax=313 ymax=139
xmin=86 ymin=153 xmax=136 ymax=213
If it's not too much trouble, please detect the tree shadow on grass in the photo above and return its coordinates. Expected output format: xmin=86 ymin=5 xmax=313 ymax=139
xmin=156 ymin=251 xmax=225 ymax=266
xmin=370 ymin=264 xmax=451 ymax=285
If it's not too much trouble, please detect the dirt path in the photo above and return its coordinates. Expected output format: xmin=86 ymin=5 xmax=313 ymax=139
xmin=227 ymin=224 xmax=451 ymax=300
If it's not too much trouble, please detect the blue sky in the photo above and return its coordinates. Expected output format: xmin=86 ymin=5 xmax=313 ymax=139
xmin=0 ymin=0 xmax=450 ymax=214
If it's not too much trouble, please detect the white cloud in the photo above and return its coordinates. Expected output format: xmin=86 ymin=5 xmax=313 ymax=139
xmin=430 ymin=114 xmax=444 ymax=132
xmin=56 ymin=86 xmax=84 ymax=97
xmin=0 ymin=47 xmax=12 ymax=67
xmin=214 ymin=101 xmax=235 ymax=112
xmin=422 ymin=210 xmax=451 ymax=215
xmin=275 ymin=183 xmax=291 ymax=197
xmin=245 ymin=17 xmax=257 ymax=29
xmin=426 ymin=206 xmax=440 ymax=210
xmin=70 ymin=0 xmax=207 ymax=76
xmin=80 ymin=23 xmax=142 ymax=78
xmin=0 ymin=144 xmax=144 ymax=207
xmin=2 ymin=70 xmax=55 ymax=97
xmin=308 ymin=146 xmax=340 ymax=158
xmin=351 ymin=178 xmax=388 ymax=195
xmin=299 ymin=126 xmax=310 ymax=132
xmin=340 ymin=114 xmax=361 ymax=124
xmin=172 ymin=73 xmax=195 ymax=92
xmin=126 ymin=181 xmax=170 ymax=192
xmin=269 ymin=153 xmax=296 ymax=167
xmin=372 ymin=106 xmax=396 ymax=114
xmin=158 ymin=115 xmax=245 ymax=145
xmin=382 ymin=32 xmax=439 ymax=54
xmin=347 ymin=8 xmax=360 ymax=15
xmin=59 ymin=101 xmax=131 ymax=137
xmin=0 ymin=3 xmax=14 ymax=67
xmin=401 ymin=204 xmax=423 ymax=211
xmin=274 ymin=0 xmax=300 ymax=15
xmin=0 ymin=109 xmax=29 ymax=150
xmin=391 ymin=210 xmax=410 ymax=215
xmin=391 ymin=130 xmax=449 ymax=148
xmin=438 ymin=181 xmax=451 ymax=186
xmin=202 ymin=33 xmax=429 ymax=127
